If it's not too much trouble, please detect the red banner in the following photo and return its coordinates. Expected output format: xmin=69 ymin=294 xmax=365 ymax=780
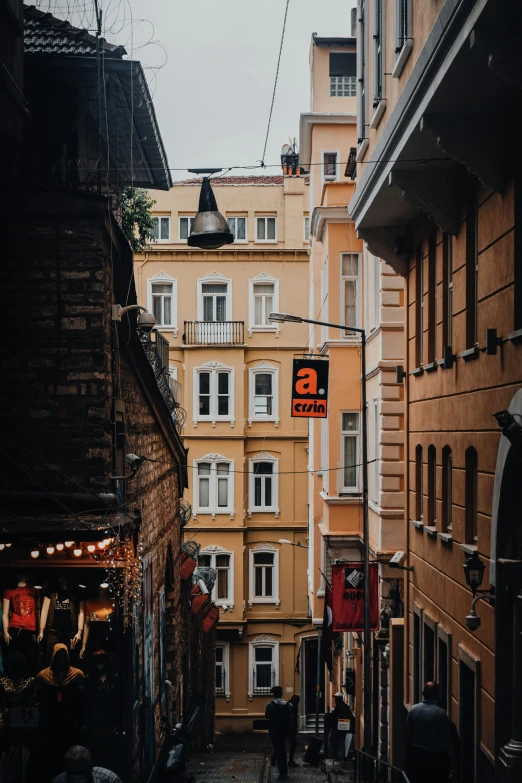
xmin=331 ymin=563 xmax=379 ymax=632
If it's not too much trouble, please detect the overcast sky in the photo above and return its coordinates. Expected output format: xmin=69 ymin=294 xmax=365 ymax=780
xmin=109 ymin=0 xmax=356 ymax=178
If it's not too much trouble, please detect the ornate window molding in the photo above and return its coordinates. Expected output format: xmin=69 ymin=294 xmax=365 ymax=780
xmin=248 ymin=362 xmax=279 ymax=427
xmin=193 ymin=454 xmax=234 ymax=519
xmin=248 ymin=273 xmax=280 ymax=336
xmin=248 ymin=545 xmax=280 ymax=608
xmin=146 ymin=272 xmax=178 ymax=334
xmin=193 ymin=363 xmax=235 ymax=428
xmin=248 ymin=637 xmax=279 ymax=700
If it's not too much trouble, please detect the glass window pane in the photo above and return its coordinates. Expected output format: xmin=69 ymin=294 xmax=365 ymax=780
xmin=218 ymin=373 xmax=229 ymax=394
xmin=199 ymin=478 xmax=210 ymax=507
xmin=255 ymin=373 xmax=272 ymax=395
xmin=267 ymin=218 xmax=276 ymax=240
xmin=216 ymin=554 xmax=230 ymax=568
xmin=216 ymin=296 xmax=226 ymax=322
xmin=254 ymin=462 xmax=273 ymax=475
xmin=163 ymin=296 xmax=172 ymax=326
xmin=217 ymin=569 xmax=228 ymax=599
xmin=254 ymin=296 xmax=263 ymax=325
xmin=265 ymin=297 xmax=273 ymax=322
xmin=180 ymin=217 xmax=188 ymax=240
xmin=255 ymin=396 xmax=269 ymax=415
xmin=344 ymin=279 xmax=356 ymax=327
xmin=343 ymin=436 xmax=357 ymax=487
xmin=254 ymin=476 xmax=262 ymax=506
xmin=218 ymin=397 xmax=229 ymax=416
xmin=199 ymin=372 xmax=210 ymax=394
xmin=255 ymin=567 xmax=263 ymax=596
xmin=152 ymin=217 xmax=159 ymax=239
xmin=257 ymin=664 xmax=271 ymax=688
xmin=257 ymin=218 xmax=265 ymax=240
xmin=264 ymin=477 xmax=272 ymax=507
xmin=198 ymin=462 xmax=211 ymax=475
xmin=215 ymin=647 xmax=224 ymax=662
xmin=217 ymin=478 xmax=228 ymax=507
xmin=160 ymin=217 xmax=170 ymax=240
xmin=215 ymin=666 xmax=223 ymax=689
xmin=152 ymin=297 xmax=162 ymax=324
xmin=227 ymin=218 xmax=236 ymax=236
xmin=202 ymin=284 xmax=228 ymax=294
xmin=342 ymin=413 xmax=359 ymax=431
xmin=255 ymin=647 xmax=272 ymax=662
xmin=217 ymin=463 xmax=229 ymax=475
xmin=265 ymin=567 xmax=273 ymax=596
xmin=254 ymin=552 xmax=274 ymax=565
xmin=253 ymin=284 xmax=274 ymax=295
xmin=151 ymin=284 xmax=173 ymax=294
xmin=199 ymin=395 xmax=210 ymax=416
xmin=342 ymin=254 xmax=359 ymax=276
xmin=237 ymin=218 xmax=246 ymax=240
xmin=203 ymin=296 xmax=214 ymax=322
xmin=199 ymin=555 xmax=211 ymax=568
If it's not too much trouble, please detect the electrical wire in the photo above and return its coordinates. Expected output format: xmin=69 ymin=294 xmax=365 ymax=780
xmin=260 ymin=0 xmax=290 ymax=168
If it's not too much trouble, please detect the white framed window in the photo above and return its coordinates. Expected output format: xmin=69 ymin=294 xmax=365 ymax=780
xmin=248 ymin=364 xmax=279 ymax=425
xmin=197 ymin=273 xmax=232 ymax=322
xmin=372 ymin=398 xmax=379 ymax=501
xmin=341 ymin=253 xmax=361 ymax=332
xmin=178 ymin=215 xmax=195 ymax=241
xmin=215 ymin=643 xmax=230 ymax=698
xmin=371 ymin=0 xmax=386 ymax=127
xmin=248 ymin=637 xmax=279 ymax=697
xmin=322 ymin=151 xmax=340 ymax=182
xmin=248 ymin=275 xmax=280 ymax=334
xmin=248 ymin=547 xmax=279 ymax=605
xmin=151 ymin=216 xmax=171 ymax=243
xmin=304 ymin=216 xmax=310 ymax=241
xmin=393 ymin=0 xmax=413 ymax=78
xmin=256 ymin=216 xmax=277 ymax=242
xmin=146 ymin=272 xmax=177 ymax=333
xmin=227 ymin=216 xmax=247 ymax=243
xmin=341 ymin=412 xmax=360 ymax=492
xmin=193 ymin=363 xmax=234 ymax=425
xmin=199 ymin=547 xmax=234 ymax=605
xmin=193 ymin=455 xmax=234 ymax=517
xmin=248 ymin=455 xmax=279 ymax=514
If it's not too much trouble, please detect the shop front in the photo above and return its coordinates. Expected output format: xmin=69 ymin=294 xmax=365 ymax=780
xmin=0 ymin=525 xmax=141 ymax=782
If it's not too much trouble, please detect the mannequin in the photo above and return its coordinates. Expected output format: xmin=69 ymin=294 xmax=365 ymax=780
xmin=2 ymin=574 xmax=37 ymax=670
xmin=35 ymin=643 xmax=85 ymax=779
xmin=39 ymin=573 xmax=84 ymax=665
xmin=79 ymin=592 xmax=114 ymax=660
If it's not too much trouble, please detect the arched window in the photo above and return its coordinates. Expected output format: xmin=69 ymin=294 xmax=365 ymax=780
xmin=248 ymin=363 xmax=279 ymax=425
xmin=248 ymin=456 xmax=279 ymax=514
xmin=194 ymin=455 xmax=234 ymax=517
xmin=442 ymin=446 xmax=453 ymax=533
xmin=465 ymin=447 xmax=478 ymax=543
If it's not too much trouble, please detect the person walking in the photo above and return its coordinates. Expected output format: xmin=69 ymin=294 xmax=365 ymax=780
xmin=287 ymin=694 xmax=300 ymax=767
xmin=53 ymin=745 xmax=122 ymax=783
xmin=405 ymin=682 xmax=459 ymax=783
xmin=329 ymin=692 xmax=354 ymax=761
xmin=265 ymin=686 xmax=292 ymax=778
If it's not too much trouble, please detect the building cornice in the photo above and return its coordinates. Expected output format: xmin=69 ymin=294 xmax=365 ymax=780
xmin=311 ymin=205 xmax=349 ymax=240
xmin=299 ymin=112 xmax=357 ymax=164
xmin=135 ymin=248 xmax=309 ymax=263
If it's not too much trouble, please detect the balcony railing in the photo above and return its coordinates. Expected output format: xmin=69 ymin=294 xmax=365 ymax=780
xmin=138 ymin=328 xmax=186 ymax=434
xmin=183 ymin=321 xmax=245 ymax=345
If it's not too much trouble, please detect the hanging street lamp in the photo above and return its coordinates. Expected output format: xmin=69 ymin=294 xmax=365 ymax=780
xmin=187 ymin=170 xmax=234 ymax=250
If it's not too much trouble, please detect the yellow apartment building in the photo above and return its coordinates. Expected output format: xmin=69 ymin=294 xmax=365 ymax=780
xmin=134 ymin=175 xmax=316 ymax=732
xmin=300 ymin=32 xmax=405 ymax=754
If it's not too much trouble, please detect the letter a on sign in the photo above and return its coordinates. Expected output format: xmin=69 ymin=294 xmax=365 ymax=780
xmin=291 ymin=359 xmax=329 ymax=418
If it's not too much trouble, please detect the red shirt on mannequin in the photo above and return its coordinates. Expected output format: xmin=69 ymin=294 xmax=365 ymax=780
xmin=3 ymin=586 xmax=36 ymax=631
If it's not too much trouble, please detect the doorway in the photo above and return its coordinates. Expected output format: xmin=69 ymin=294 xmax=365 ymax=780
xmin=302 ymin=637 xmax=325 ymax=730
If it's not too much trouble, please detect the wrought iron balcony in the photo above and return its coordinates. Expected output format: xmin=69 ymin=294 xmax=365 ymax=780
xmin=183 ymin=321 xmax=245 ymax=346
xmin=138 ymin=328 xmax=186 ymax=434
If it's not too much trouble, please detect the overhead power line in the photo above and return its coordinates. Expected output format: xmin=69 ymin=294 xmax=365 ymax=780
xmin=261 ymin=0 xmax=291 ymax=167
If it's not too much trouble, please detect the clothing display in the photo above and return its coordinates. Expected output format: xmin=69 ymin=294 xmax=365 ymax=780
xmin=3 ymin=587 xmax=36 ymax=631
xmin=81 ymin=600 xmax=114 ymax=657
xmin=42 ymin=591 xmax=82 ymax=665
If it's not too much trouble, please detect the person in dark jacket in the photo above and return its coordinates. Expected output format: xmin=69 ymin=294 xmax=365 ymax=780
xmin=329 ymin=692 xmax=354 ymax=760
xmin=265 ymin=686 xmax=292 ymax=778
xmin=287 ymin=694 xmax=300 ymax=766
xmin=405 ymin=682 xmax=459 ymax=783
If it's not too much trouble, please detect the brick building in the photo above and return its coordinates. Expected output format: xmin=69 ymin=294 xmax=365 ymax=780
xmin=349 ymin=0 xmax=522 ymax=779
xmin=0 ymin=6 xmax=212 ymax=781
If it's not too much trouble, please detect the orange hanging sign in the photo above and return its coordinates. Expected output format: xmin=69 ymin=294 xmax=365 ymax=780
xmin=291 ymin=359 xmax=329 ymax=418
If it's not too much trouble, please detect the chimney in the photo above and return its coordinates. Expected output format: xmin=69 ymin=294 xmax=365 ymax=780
xmin=351 ymin=8 xmax=356 ymax=37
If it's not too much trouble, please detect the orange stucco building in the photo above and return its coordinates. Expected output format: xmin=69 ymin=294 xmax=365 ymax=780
xmin=350 ymin=1 xmax=522 ymax=779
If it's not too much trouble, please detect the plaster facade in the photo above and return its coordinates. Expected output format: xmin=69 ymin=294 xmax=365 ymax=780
xmin=134 ymin=176 xmax=316 ymax=732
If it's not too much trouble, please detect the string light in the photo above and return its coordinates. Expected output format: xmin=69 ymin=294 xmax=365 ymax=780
xmin=5 ymin=543 xmax=11 ymax=548
xmin=0 ymin=544 xmax=5 ymax=551
xmin=65 ymin=541 xmax=74 ymax=548
xmin=73 ymin=548 xmax=82 ymax=557
xmin=94 ymin=530 xmax=142 ymax=628
xmin=30 ymin=549 xmax=40 ymax=559
xmin=56 ymin=543 xmax=65 ymax=551
xmin=87 ymin=544 xmax=96 ymax=553
xmin=46 ymin=546 xmax=55 ymax=555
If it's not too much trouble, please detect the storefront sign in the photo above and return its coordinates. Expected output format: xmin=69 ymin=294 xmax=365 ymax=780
xmin=331 ymin=563 xmax=379 ymax=632
xmin=291 ymin=359 xmax=329 ymax=418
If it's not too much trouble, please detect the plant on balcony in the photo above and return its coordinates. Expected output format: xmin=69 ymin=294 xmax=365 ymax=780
xmin=121 ymin=186 xmax=156 ymax=251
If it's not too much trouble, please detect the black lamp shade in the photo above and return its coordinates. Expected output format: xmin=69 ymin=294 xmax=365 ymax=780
xmin=463 ymin=552 xmax=485 ymax=593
